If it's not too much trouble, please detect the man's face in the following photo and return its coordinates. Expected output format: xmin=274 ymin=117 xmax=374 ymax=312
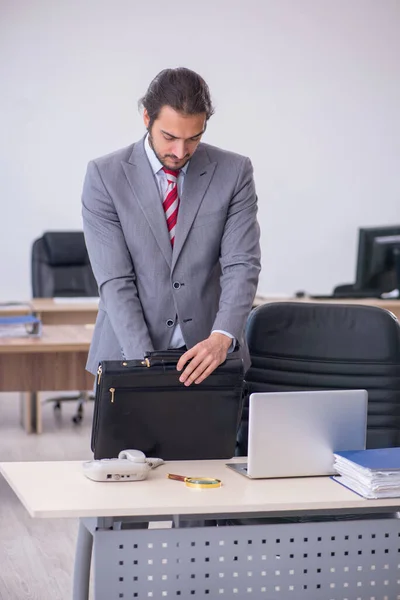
xmin=144 ymin=105 xmax=206 ymax=170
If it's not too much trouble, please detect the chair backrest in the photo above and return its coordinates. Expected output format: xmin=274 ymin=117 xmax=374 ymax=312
xmin=31 ymin=231 xmax=98 ymax=298
xmin=238 ymin=302 xmax=400 ymax=454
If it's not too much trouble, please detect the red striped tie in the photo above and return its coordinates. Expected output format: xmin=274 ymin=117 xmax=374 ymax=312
xmin=162 ymin=167 xmax=180 ymax=247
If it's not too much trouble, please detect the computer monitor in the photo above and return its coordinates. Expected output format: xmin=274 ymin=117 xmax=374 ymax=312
xmin=355 ymin=226 xmax=400 ymax=294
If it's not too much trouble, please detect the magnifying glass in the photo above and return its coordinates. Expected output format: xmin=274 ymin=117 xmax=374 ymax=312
xmin=167 ymin=473 xmax=222 ymax=489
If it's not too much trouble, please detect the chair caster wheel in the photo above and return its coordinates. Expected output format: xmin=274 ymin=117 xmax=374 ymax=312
xmin=72 ymin=414 xmax=83 ymax=424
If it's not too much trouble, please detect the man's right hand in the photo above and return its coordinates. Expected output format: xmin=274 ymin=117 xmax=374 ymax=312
xmin=176 ymin=332 xmax=232 ymax=386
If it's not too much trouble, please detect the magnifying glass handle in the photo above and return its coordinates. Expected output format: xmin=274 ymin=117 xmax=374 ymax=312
xmin=167 ymin=473 xmax=188 ymax=482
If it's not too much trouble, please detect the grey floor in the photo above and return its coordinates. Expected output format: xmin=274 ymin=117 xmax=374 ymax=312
xmin=0 ymin=392 xmax=94 ymax=600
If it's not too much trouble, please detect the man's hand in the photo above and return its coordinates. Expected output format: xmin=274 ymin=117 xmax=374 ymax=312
xmin=177 ymin=332 xmax=232 ymax=386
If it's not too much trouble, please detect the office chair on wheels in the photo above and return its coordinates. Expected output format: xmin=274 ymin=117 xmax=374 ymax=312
xmin=238 ymin=301 xmax=400 ymax=456
xmin=31 ymin=231 xmax=98 ymax=424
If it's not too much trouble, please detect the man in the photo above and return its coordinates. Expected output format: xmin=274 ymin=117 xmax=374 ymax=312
xmin=82 ymin=67 xmax=261 ymax=383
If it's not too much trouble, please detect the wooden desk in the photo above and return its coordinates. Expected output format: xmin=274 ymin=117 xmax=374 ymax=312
xmin=254 ymin=295 xmax=400 ymax=320
xmin=0 ymin=298 xmax=99 ymax=325
xmin=32 ymin=299 xmax=99 ymax=325
xmin=1 ymin=459 xmax=400 ymax=600
xmin=0 ymin=325 xmax=93 ymax=433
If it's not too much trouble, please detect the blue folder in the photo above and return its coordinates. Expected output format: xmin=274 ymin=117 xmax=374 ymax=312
xmin=0 ymin=315 xmax=40 ymax=325
xmin=0 ymin=315 xmax=42 ymax=336
xmin=335 ymin=448 xmax=400 ymax=472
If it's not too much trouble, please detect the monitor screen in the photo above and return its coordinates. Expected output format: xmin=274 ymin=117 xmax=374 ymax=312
xmin=355 ymin=226 xmax=400 ymax=294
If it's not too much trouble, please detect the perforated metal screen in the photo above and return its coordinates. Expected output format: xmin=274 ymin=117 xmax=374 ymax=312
xmin=94 ymin=518 xmax=400 ymax=600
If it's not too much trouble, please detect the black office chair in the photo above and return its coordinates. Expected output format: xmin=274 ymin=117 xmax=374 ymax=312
xmin=32 ymin=231 xmax=98 ymax=298
xmin=238 ymin=301 xmax=400 ymax=455
xmin=31 ymin=231 xmax=98 ymax=423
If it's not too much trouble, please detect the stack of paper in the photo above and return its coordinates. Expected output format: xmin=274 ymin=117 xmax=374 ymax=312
xmin=333 ymin=448 xmax=400 ymax=499
xmin=0 ymin=315 xmax=42 ymax=338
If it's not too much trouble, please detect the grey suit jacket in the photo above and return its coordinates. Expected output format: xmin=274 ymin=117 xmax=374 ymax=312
xmin=82 ymin=136 xmax=261 ymax=374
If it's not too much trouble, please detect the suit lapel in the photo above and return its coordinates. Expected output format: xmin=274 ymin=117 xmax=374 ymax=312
xmin=122 ymin=138 xmax=172 ymax=267
xmin=172 ymin=146 xmax=217 ymax=270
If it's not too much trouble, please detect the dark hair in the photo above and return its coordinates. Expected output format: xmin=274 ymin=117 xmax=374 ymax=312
xmin=139 ymin=67 xmax=214 ymax=128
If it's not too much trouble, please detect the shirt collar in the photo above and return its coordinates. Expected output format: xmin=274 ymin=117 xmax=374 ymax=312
xmin=144 ymin=134 xmax=189 ymax=176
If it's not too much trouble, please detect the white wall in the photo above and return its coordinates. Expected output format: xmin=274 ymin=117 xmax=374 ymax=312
xmin=1 ymin=0 xmax=399 ymax=300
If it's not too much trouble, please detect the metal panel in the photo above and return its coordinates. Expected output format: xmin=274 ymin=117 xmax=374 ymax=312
xmin=94 ymin=518 xmax=400 ymax=600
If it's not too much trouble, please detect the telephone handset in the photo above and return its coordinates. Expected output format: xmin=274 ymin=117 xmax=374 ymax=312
xmin=82 ymin=449 xmax=164 ymax=482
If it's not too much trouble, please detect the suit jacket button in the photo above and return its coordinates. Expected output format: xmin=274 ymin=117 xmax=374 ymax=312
xmin=166 ymin=319 xmax=174 ymax=327
xmin=173 ymin=282 xmax=181 ymax=289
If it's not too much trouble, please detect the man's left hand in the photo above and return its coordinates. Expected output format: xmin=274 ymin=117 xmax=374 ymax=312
xmin=177 ymin=332 xmax=232 ymax=386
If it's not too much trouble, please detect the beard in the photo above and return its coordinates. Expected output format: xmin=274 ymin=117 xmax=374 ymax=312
xmin=148 ymin=132 xmax=191 ymax=170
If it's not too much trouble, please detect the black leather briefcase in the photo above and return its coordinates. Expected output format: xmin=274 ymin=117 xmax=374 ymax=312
xmin=91 ymin=350 xmax=245 ymax=460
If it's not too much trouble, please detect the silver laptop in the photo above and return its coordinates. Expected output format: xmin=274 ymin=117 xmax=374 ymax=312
xmin=228 ymin=390 xmax=367 ymax=478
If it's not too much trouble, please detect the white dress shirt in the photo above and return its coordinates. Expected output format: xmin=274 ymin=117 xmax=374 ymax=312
xmin=143 ymin=135 xmax=235 ymax=350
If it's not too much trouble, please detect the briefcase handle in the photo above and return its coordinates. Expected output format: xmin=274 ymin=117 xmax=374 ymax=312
xmin=143 ymin=349 xmax=186 ymax=367
xmin=142 ymin=349 xmax=236 ymax=369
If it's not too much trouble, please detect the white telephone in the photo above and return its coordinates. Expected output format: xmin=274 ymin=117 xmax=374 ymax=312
xmin=82 ymin=449 xmax=164 ymax=482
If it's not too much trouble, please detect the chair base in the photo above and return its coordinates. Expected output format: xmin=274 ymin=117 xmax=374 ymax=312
xmin=44 ymin=391 xmax=94 ymax=424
